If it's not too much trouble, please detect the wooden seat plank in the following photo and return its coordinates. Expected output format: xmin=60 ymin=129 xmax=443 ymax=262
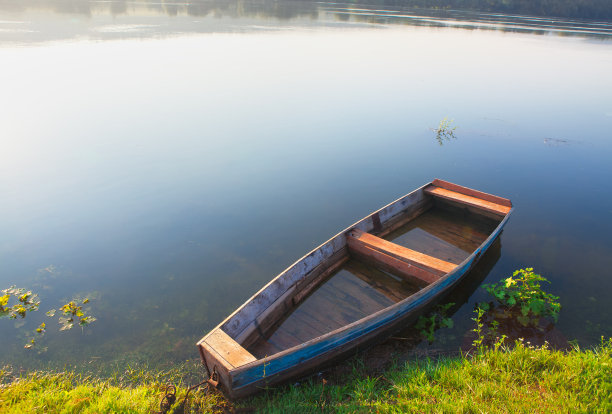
xmin=424 ymin=185 xmax=512 ymax=217
xmin=348 ymin=229 xmax=456 ymax=276
xmin=348 ymin=239 xmax=440 ymax=285
xmin=432 ymin=179 xmax=512 ymax=207
xmin=205 ymin=329 xmax=257 ymax=368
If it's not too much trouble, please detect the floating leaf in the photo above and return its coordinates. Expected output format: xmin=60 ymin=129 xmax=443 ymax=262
xmin=59 ymin=323 xmax=73 ymax=331
xmin=46 ymin=309 xmax=56 ymax=317
xmin=59 ymin=316 xmax=74 ymax=331
xmin=79 ymin=316 xmax=97 ymax=326
xmin=0 ymin=294 xmax=9 ymax=307
xmin=14 ymin=304 xmax=27 ymax=318
xmin=441 ymin=319 xmax=454 ymax=329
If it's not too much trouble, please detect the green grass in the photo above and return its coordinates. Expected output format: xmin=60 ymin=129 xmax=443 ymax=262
xmin=2 ymin=339 xmax=610 ymax=413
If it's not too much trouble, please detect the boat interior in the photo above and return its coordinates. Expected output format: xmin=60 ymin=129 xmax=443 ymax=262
xmin=200 ymin=180 xmax=512 ymax=367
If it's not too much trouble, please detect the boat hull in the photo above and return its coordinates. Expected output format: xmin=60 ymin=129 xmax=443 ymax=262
xmin=197 ymin=180 xmax=513 ymax=398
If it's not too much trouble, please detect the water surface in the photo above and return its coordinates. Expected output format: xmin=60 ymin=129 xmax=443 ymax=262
xmin=1 ymin=0 xmax=611 ymax=372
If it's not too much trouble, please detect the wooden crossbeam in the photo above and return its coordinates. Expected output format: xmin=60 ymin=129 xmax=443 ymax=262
xmin=347 ymin=229 xmax=456 ymax=285
xmin=425 ymin=184 xmax=512 ymax=217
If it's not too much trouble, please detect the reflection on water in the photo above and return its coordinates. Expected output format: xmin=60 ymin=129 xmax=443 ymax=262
xmin=1 ymin=0 xmax=611 ymax=374
xmin=1 ymin=0 xmax=611 ymax=45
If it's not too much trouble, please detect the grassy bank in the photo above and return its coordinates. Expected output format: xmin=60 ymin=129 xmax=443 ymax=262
xmin=1 ymin=339 xmax=610 ymax=413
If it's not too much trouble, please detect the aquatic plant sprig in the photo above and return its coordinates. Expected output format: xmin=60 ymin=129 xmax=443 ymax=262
xmin=471 ymin=305 xmax=507 ymax=354
xmin=433 ymin=117 xmax=457 ymax=145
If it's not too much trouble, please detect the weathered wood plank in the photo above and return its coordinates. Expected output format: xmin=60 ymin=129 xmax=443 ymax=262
xmin=293 ymin=250 xmax=350 ymax=305
xmin=411 ymin=212 xmax=492 ymax=252
xmin=236 ymin=285 xmax=297 ymax=349
xmin=425 ymin=185 xmax=511 ymax=217
xmin=377 ymin=198 xmax=432 ymax=238
xmin=204 ymin=329 xmax=257 ymax=368
xmin=432 ymin=179 xmax=512 ymax=207
xmin=345 ymin=260 xmax=419 ymax=302
xmin=348 ymin=239 xmax=440 ymax=285
xmin=388 ymin=227 xmax=467 ymax=264
xmin=348 ymin=229 xmax=456 ymax=276
xmin=199 ymin=340 xmax=234 ymax=375
xmin=237 ymin=249 xmax=349 ymax=349
xmin=248 ymin=267 xmax=406 ymax=358
xmin=221 ymin=235 xmax=346 ymax=338
xmin=383 ymin=206 xmax=498 ymax=263
xmin=419 ymin=214 xmax=490 ymax=245
xmin=321 ymin=272 xmax=394 ymax=313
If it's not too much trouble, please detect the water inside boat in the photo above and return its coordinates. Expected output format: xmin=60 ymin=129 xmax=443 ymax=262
xmin=247 ymin=204 xmax=500 ymax=358
xmin=385 ymin=203 xmax=499 ymax=265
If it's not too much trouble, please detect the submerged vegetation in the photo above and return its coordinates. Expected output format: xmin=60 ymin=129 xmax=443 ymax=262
xmin=414 ymin=302 xmax=454 ymax=343
xmin=0 ymin=287 xmax=40 ymax=320
xmin=1 ymin=286 xmax=95 ymax=349
xmin=1 ymin=338 xmax=610 ymax=413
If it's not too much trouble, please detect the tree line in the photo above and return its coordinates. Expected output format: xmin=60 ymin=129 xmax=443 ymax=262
xmin=359 ymin=0 xmax=612 ymax=20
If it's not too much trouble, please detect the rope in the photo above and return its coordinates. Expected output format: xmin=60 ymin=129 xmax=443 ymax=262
xmin=156 ymin=366 xmax=218 ymax=414
xmin=158 ymin=384 xmax=177 ymax=413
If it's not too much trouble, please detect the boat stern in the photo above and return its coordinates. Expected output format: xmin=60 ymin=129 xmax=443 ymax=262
xmin=197 ymin=328 xmax=258 ymax=396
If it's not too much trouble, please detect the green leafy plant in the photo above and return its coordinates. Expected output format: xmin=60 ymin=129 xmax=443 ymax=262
xmin=471 ymin=305 xmax=486 ymax=353
xmin=415 ymin=302 xmax=454 ymax=343
xmin=482 ymin=268 xmax=560 ymax=326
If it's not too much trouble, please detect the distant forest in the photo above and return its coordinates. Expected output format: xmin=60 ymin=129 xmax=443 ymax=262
xmin=1 ymin=0 xmax=611 ymax=21
xmin=344 ymin=0 xmax=612 ymax=20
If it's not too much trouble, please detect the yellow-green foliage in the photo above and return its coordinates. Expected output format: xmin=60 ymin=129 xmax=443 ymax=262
xmin=1 ymin=339 xmax=610 ymax=413
xmin=0 ymin=370 xmax=227 ymax=414
xmin=0 ymin=372 xmax=157 ymax=413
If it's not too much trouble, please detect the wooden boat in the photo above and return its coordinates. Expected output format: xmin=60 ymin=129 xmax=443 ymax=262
xmin=197 ymin=179 xmax=513 ymax=398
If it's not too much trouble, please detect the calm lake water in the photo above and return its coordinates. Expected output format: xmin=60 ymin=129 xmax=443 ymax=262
xmin=1 ymin=1 xmax=612 ymax=373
